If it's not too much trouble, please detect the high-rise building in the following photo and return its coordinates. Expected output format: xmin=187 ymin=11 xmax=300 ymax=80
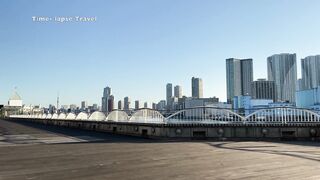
xmin=297 ymin=78 xmax=303 ymax=91
xmin=191 ymin=77 xmax=203 ymax=98
xmin=301 ymin=55 xmax=320 ymax=90
xmin=118 ymin=100 xmax=123 ymax=110
xmin=70 ymin=104 xmax=77 ymax=111
xmin=144 ymin=102 xmax=148 ymax=108
xmin=226 ymin=58 xmax=253 ymax=103
xmin=166 ymin=83 xmax=173 ymax=109
xmin=152 ymin=103 xmax=157 ymax=109
xmin=81 ymin=101 xmax=87 ymax=110
xmin=134 ymin=100 xmax=140 ymax=110
xmin=101 ymin=86 xmax=111 ymax=113
xmin=156 ymin=100 xmax=166 ymax=111
xmin=267 ymin=53 xmax=297 ymax=103
xmin=251 ymin=79 xmax=276 ymax=101
xmin=92 ymin=104 xmax=98 ymax=111
xmin=124 ymin=97 xmax=131 ymax=110
xmin=107 ymin=95 xmax=114 ymax=113
xmin=174 ymin=85 xmax=182 ymax=98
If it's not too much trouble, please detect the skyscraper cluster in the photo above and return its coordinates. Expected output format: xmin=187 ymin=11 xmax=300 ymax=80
xmin=166 ymin=83 xmax=184 ymax=110
xmin=227 ymin=53 xmax=297 ymax=105
xmin=162 ymin=77 xmax=220 ymax=111
xmin=226 ymin=53 xmax=320 ymax=110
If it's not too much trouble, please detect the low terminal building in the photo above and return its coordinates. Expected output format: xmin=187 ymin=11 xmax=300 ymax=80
xmin=296 ymin=86 xmax=320 ymax=109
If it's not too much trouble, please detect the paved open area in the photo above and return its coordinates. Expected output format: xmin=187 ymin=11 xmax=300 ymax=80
xmin=0 ymin=119 xmax=320 ymax=180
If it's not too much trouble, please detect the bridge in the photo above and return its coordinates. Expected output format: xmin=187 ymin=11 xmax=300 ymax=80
xmin=9 ymin=107 xmax=320 ymax=124
xmin=8 ymin=107 xmax=320 ymax=140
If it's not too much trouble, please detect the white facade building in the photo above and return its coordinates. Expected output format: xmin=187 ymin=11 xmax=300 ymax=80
xmin=8 ymin=91 xmax=22 ymax=107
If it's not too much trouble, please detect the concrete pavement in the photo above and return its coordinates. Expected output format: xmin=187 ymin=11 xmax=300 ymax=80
xmin=0 ymin=119 xmax=320 ymax=180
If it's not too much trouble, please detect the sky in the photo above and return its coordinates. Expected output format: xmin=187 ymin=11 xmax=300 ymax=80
xmin=1 ymin=0 xmax=320 ymax=107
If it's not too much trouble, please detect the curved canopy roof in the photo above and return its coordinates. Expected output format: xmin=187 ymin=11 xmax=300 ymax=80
xmin=76 ymin=112 xmax=88 ymax=120
xmin=66 ymin=113 xmax=76 ymax=120
xmin=52 ymin=113 xmax=58 ymax=119
xmin=88 ymin=111 xmax=106 ymax=121
xmin=57 ymin=113 xmax=66 ymax=119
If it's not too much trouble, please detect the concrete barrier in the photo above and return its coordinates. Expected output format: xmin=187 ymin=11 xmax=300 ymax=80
xmin=7 ymin=118 xmax=320 ymax=140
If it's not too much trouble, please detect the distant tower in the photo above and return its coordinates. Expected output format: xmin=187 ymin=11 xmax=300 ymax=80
xmin=144 ymin=102 xmax=148 ymax=108
xmin=191 ymin=77 xmax=203 ymax=98
xmin=124 ymin=97 xmax=131 ymax=110
xmin=166 ymin=83 xmax=173 ymax=110
xmin=226 ymin=58 xmax=253 ymax=104
xmin=102 ymin=86 xmax=111 ymax=113
xmin=57 ymin=92 xmax=60 ymax=110
xmin=267 ymin=53 xmax=297 ymax=103
xmin=174 ymin=85 xmax=182 ymax=98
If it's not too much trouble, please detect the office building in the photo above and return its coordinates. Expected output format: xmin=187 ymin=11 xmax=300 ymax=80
xmin=226 ymin=58 xmax=253 ymax=103
xmin=152 ymin=103 xmax=157 ymax=109
xmin=107 ymin=95 xmax=114 ymax=112
xmin=251 ymin=79 xmax=276 ymax=101
xmin=81 ymin=101 xmax=87 ymax=110
xmin=70 ymin=104 xmax=77 ymax=111
xmin=183 ymin=97 xmax=219 ymax=109
xmin=156 ymin=100 xmax=166 ymax=111
xmin=191 ymin=77 xmax=203 ymax=98
xmin=301 ymin=55 xmax=320 ymax=90
xmin=124 ymin=97 xmax=131 ymax=110
xmin=118 ymin=100 xmax=123 ymax=110
xmin=166 ymin=83 xmax=173 ymax=110
xmin=101 ymin=86 xmax=111 ymax=113
xmin=267 ymin=53 xmax=297 ymax=103
xmin=134 ymin=100 xmax=140 ymax=110
xmin=233 ymin=95 xmax=273 ymax=116
xmin=297 ymin=78 xmax=303 ymax=91
xmin=144 ymin=102 xmax=148 ymax=108
xmin=174 ymin=85 xmax=182 ymax=98
xmin=296 ymin=86 xmax=320 ymax=108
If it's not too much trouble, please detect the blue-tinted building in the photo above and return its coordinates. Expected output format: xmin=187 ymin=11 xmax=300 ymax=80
xmin=296 ymin=86 xmax=320 ymax=108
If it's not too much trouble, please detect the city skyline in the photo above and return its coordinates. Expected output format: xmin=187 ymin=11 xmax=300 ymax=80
xmin=2 ymin=0 xmax=320 ymax=106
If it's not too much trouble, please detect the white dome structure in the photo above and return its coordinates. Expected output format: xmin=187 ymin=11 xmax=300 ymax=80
xmin=57 ymin=113 xmax=66 ymax=119
xmin=46 ymin=114 xmax=52 ymax=119
xmin=76 ymin=112 xmax=88 ymax=120
xmin=106 ymin=110 xmax=129 ymax=122
xmin=88 ymin=111 xmax=106 ymax=121
xmin=66 ymin=113 xmax=76 ymax=120
xmin=52 ymin=113 xmax=58 ymax=119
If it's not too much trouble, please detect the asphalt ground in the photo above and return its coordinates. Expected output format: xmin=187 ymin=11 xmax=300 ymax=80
xmin=0 ymin=119 xmax=320 ymax=180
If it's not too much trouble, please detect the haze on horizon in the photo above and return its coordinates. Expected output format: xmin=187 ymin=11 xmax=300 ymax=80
xmin=1 ymin=0 xmax=320 ymax=107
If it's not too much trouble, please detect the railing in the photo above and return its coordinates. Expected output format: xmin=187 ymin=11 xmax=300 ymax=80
xmin=8 ymin=107 xmax=320 ymax=125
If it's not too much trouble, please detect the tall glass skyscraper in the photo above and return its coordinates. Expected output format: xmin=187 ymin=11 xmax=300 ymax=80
xmin=174 ymin=85 xmax=182 ymax=98
xmin=301 ymin=55 xmax=320 ymax=90
xmin=124 ymin=96 xmax=131 ymax=110
xmin=226 ymin=58 xmax=253 ymax=103
xmin=166 ymin=83 xmax=173 ymax=109
xmin=101 ymin=86 xmax=111 ymax=113
xmin=267 ymin=53 xmax=297 ymax=103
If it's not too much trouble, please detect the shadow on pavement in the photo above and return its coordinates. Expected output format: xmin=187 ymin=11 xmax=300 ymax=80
xmin=207 ymin=141 xmax=320 ymax=162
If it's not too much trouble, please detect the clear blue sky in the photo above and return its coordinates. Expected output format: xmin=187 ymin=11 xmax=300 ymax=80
xmin=1 ymin=0 xmax=320 ymax=107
